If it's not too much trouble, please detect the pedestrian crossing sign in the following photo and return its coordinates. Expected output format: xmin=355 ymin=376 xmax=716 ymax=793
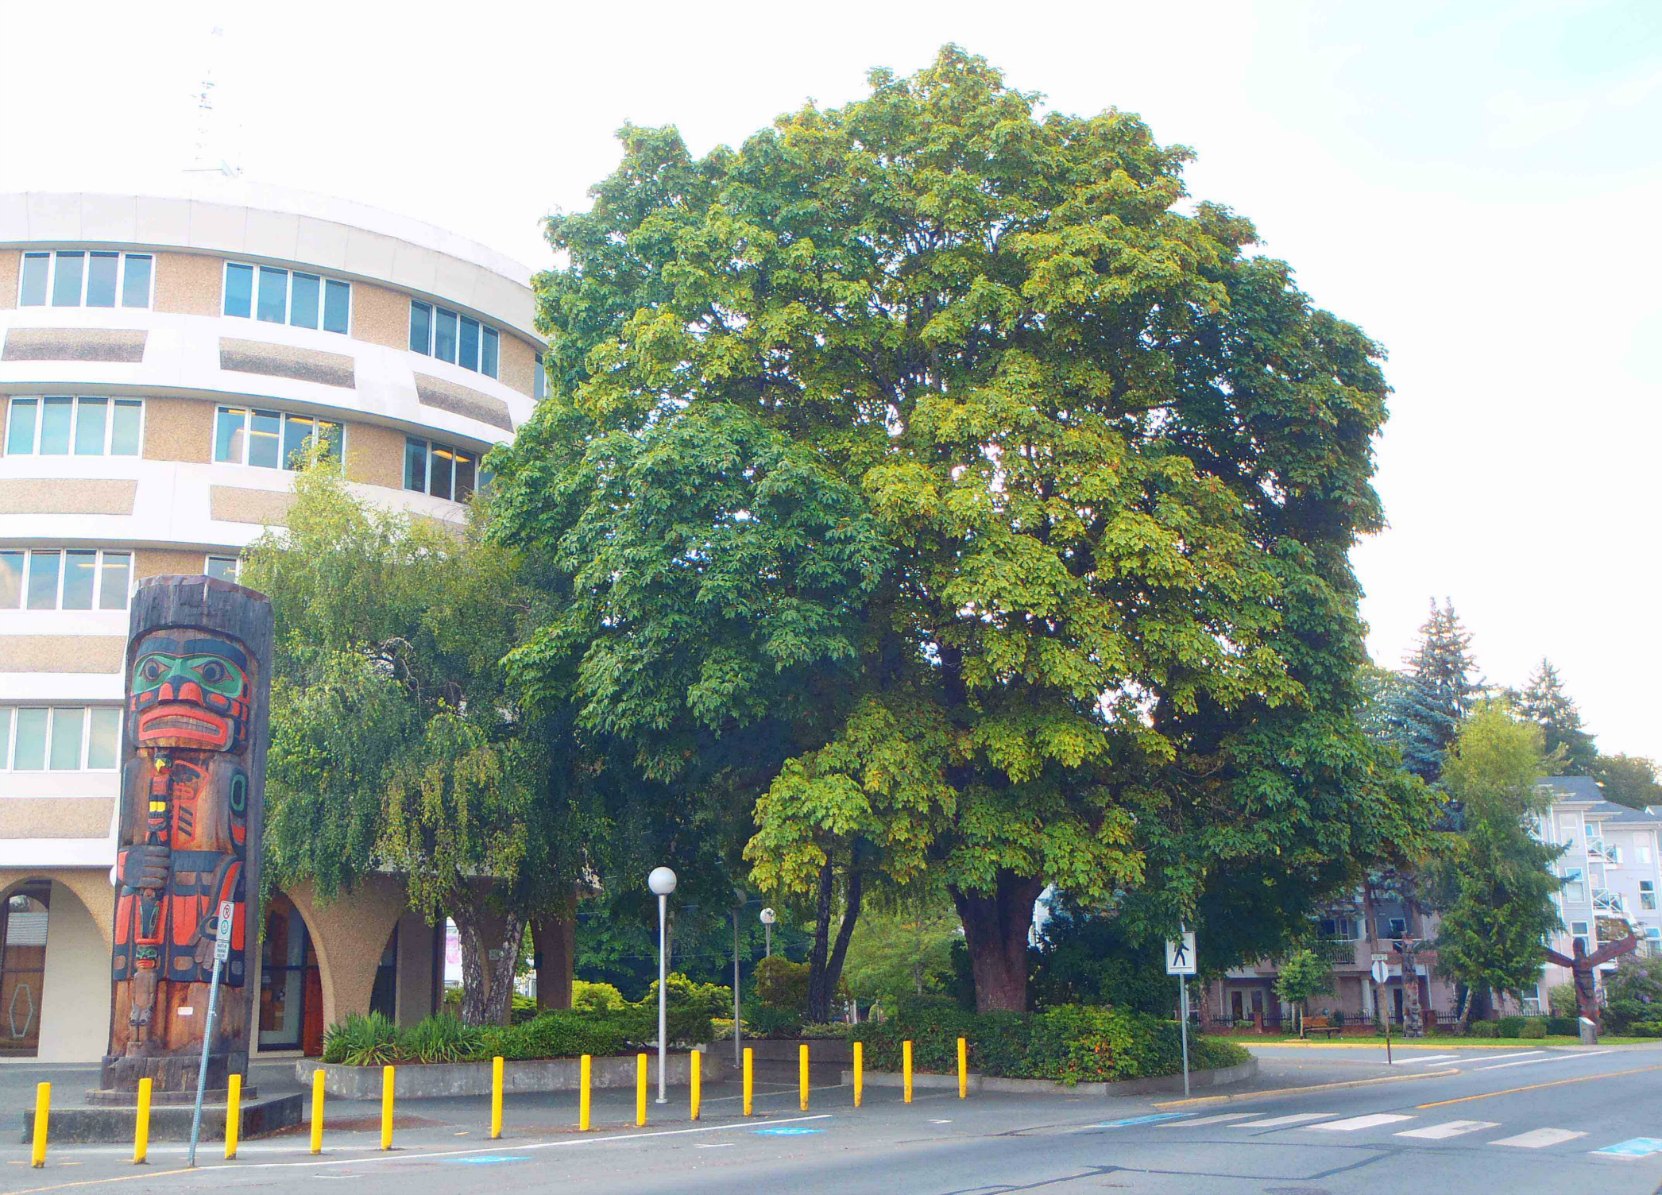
xmin=1166 ymin=932 xmax=1196 ymax=975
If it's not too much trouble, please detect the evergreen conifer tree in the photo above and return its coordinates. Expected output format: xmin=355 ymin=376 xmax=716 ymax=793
xmin=1383 ymin=600 xmax=1482 ymax=784
xmin=1515 ymin=659 xmax=1598 ymax=775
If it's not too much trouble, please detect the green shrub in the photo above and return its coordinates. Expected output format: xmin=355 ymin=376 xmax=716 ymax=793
xmin=572 ymin=981 xmax=628 ymax=1013
xmin=642 ymin=973 xmax=733 ymax=1019
xmin=1467 ymin=1021 xmax=1498 ymax=1038
xmin=850 ymin=1002 xmax=1247 ymax=1084
xmin=742 ymin=1002 xmax=805 ymax=1038
xmin=1547 ymin=983 xmax=1578 ymax=1019
xmin=754 ymin=957 xmax=812 ymax=1013
xmin=1544 ymin=1016 xmax=1578 ymax=1036
xmin=1496 ymin=1015 xmax=1525 ymax=1039
xmin=798 ymin=1022 xmax=853 ymax=1038
xmin=401 ymin=1013 xmax=486 ymax=1063
xmin=1604 ymin=998 xmax=1647 ymax=1033
xmin=1628 ymin=1021 xmax=1662 ymax=1038
xmin=321 ymin=1012 xmax=400 ymax=1066
xmin=484 ymin=1010 xmax=632 ymax=1060
xmin=1519 ymin=1018 xmax=1548 ymax=1039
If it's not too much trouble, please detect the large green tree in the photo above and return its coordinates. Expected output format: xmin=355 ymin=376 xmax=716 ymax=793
xmin=245 ymin=467 xmax=589 ymax=1025
xmin=1594 ymin=754 xmax=1662 ymax=810
xmin=1431 ymin=706 xmax=1562 ymax=1026
xmin=1384 ymin=600 xmax=1482 ymax=785
xmin=491 ymin=47 xmax=1424 ymax=1011
xmin=1514 ymin=658 xmax=1598 ymax=775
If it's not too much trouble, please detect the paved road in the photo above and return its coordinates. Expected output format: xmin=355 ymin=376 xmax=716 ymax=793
xmin=5 ymin=1044 xmax=1661 ymax=1193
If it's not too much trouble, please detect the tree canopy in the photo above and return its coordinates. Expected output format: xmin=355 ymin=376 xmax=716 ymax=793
xmin=1383 ymin=600 xmax=1482 ymax=785
xmin=1514 ymin=658 xmax=1598 ymax=775
xmin=489 ymin=45 xmax=1428 ymax=1011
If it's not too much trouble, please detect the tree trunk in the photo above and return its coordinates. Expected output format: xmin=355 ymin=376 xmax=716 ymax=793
xmin=454 ymin=902 xmax=524 ymax=1026
xmin=531 ymin=906 xmax=576 ymax=1011
xmin=952 ymin=871 xmax=1044 ymax=1013
xmin=806 ymin=859 xmax=865 ymax=1024
xmin=821 ymin=868 xmax=863 ymax=1022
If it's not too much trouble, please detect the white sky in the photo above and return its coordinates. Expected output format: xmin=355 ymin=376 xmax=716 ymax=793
xmin=2 ymin=0 xmax=1658 ymax=757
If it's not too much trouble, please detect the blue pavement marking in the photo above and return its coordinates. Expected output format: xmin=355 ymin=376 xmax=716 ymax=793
xmin=443 ymin=1154 xmax=533 ymax=1164
xmin=754 ymin=1127 xmax=826 ymax=1136
xmin=1089 ymin=1114 xmax=1190 ymax=1128
xmin=1593 ymin=1138 xmax=1662 ymax=1158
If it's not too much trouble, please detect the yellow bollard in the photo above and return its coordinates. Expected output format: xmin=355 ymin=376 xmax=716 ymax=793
xmin=635 ymin=1052 xmax=648 ymax=1127
xmin=225 ymin=1074 xmax=242 ymax=1160
xmin=957 ymin=1036 xmax=968 ymax=1099
xmin=853 ymin=1041 xmax=864 ymax=1108
xmin=133 ymin=1077 xmax=152 ymax=1165
xmin=490 ymin=1055 xmax=504 ymax=1140
xmin=31 ymin=1081 xmax=48 ymax=1168
xmin=743 ymin=1046 xmax=754 ymax=1116
xmin=381 ymin=1065 xmax=395 ymax=1150
xmin=579 ymin=1054 xmax=592 ymax=1131
xmin=799 ymin=1043 xmax=810 ymax=1111
xmin=690 ymin=1049 xmax=702 ymax=1121
xmin=310 ymin=1068 xmax=325 ymax=1155
xmin=903 ymin=1040 xmax=914 ymax=1104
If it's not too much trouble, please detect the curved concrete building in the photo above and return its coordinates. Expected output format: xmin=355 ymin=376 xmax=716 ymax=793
xmin=0 ymin=186 xmax=540 ymax=1060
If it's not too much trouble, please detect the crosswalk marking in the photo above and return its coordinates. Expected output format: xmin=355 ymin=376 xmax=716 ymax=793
xmin=1592 ymin=1138 xmax=1662 ymax=1158
xmin=1479 ymin=1050 xmax=1609 ymax=1072
xmin=1310 ymin=1114 xmax=1414 ymax=1132
xmin=1229 ymin=1113 xmax=1337 ymax=1129
xmin=1491 ymin=1128 xmax=1588 ymax=1149
xmin=1158 ymin=1113 xmax=1255 ymax=1128
xmin=1399 ymin=1054 xmax=1460 ymax=1066
xmin=1467 ymin=1050 xmax=1543 ymax=1063
xmin=1396 ymin=1120 xmax=1499 ymax=1140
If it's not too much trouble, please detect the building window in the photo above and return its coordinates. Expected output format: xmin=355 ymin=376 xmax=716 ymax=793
xmin=213 ymin=406 xmax=342 ymax=470
xmin=1561 ymin=865 xmax=1585 ymax=904
xmin=5 ymin=397 xmax=142 ymax=456
xmin=1380 ymin=917 xmax=1407 ymax=940
xmin=409 ymin=301 xmax=499 ymax=378
xmin=223 ymin=262 xmax=350 ymax=334
xmin=205 ymin=555 xmax=240 ymax=583
xmin=0 ymin=549 xmax=131 ymax=611
xmin=1641 ymin=844 xmax=1654 ymax=866
xmin=1642 ymin=881 xmax=1657 ymax=912
xmin=0 ymin=706 xmax=122 ymax=770
xmin=18 ymin=251 xmax=152 ymax=309
xmin=534 ymin=352 xmax=547 ymax=400
xmin=403 ymin=436 xmax=477 ymax=501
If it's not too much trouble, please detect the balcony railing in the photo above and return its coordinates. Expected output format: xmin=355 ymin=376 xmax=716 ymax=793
xmin=1593 ymin=888 xmax=1627 ymax=914
xmin=1588 ymin=838 xmax=1623 ymax=865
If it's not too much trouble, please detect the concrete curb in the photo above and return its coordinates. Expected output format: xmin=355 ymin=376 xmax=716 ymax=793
xmin=1153 ymin=1066 xmax=1454 ymax=1109
xmin=842 ymin=1058 xmax=1258 ymax=1098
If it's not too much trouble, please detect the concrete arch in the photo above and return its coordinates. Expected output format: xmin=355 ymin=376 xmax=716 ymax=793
xmin=283 ymin=875 xmax=409 ymax=1041
xmin=0 ymin=870 xmax=112 ymax=1062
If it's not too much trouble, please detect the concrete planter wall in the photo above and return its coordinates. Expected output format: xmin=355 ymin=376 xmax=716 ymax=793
xmin=744 ymin=1037 xmax=851 ymax=1083
xmin=300 ymin=1049 xmax=729 ymax=1100
xmin=844 ymin=1057 xmax=1258 ymax=1098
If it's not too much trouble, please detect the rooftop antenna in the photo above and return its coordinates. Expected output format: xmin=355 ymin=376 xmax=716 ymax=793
xmin=185 ymin=25 xmax=241 ymax=178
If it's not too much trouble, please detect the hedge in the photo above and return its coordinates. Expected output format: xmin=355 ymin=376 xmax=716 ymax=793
xmin=850 ymin=1002 xmax=1249 ymax=1084
xmin=323 ymin=1004 xmax=715 ymax=1066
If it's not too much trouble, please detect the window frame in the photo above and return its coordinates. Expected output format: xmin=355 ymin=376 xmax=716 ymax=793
xmin=3 ymin=396 xmax=144 ymax=457
xmin=0 ymin=705 xmax=123 ymax=771
xmin=212 ymin=405 xmax=345 ymax=472
xmin=17 ymin=250 xmax=154 ymax=309
xmin=402 ymin=435 xmax=478 ymax=502
xmin=534 ymin=351 xmax=547 ymax=400
xmin=204 ymin=555 xmax=241 ymax=583
xmin=408 ymin=299 xmax=500 ymax=379
xmin=222 ymin=260 xmax=352 ymax=335
xmin=0 ymin=548 xmax=133 ymax=612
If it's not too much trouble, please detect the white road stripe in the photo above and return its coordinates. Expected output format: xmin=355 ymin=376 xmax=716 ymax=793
xmin=1464 ymin=1050 xmax=1544 ymax=1063
xmin=1158 ymin=1113 xmax=1256 ymax=1128
xmin=1310 ymin=1114 xmax=1414 ymax=1132
xmin=1398 ymin=1054 xmax=1460 ymax=1065
xmin=1479 ymin=1050 xmax=1610 ymax=1072
xmin=1491 ymin=1128 xmax=1589 ymax=1149
xmin=1397 ymin=1120 xmax=1500 ymax=1140
xmin=1230 ymin=1113 xmax=1338 ymax=1128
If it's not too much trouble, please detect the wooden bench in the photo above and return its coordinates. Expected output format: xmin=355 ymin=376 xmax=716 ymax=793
xmin=1301 ymin=1015 xmax=1341 ymax=1039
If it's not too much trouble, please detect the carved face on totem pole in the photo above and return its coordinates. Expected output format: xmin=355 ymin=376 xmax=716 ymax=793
xmin=103 ymin=578 xmax=272 ymax=1095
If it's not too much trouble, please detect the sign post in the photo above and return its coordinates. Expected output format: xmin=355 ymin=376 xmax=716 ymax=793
xmin=1371 ymin=956 xmax=1393 ymax=1066
xmin=187 ymin=901 xmax=235 ymax=1168
xmin=1167 ymin=931 xmax=1198 ymax=1097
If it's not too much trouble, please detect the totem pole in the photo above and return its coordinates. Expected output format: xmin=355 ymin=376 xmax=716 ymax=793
xmin=100 ymin=576 xmax=273 ymax=1095
xmin=1544 ymin=934 xmax=1639 ymax=1036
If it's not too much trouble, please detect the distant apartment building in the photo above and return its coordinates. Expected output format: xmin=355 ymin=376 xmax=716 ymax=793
xmin=0 ymin=185 xmax=541 ymax=1062
xmin=1209 ymin=775 xmax=1661 ymax=1027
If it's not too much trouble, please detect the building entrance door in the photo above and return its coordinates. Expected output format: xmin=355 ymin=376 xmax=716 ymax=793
xmin=0 ymin=883 xmax=49 ymax=1056
xmin=259 ymin=894 xmax=320 ymax=1053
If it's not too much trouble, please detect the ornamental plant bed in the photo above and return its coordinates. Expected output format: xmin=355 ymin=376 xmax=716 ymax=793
xmin=851 ymin=1002 xmax=1251 ymax=1086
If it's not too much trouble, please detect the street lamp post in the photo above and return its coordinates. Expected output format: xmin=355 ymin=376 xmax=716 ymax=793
xmin=760 ymin=907 xmax=776 ymax=958
xmin=648 ymin=866 xmax=677 ymax=1105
